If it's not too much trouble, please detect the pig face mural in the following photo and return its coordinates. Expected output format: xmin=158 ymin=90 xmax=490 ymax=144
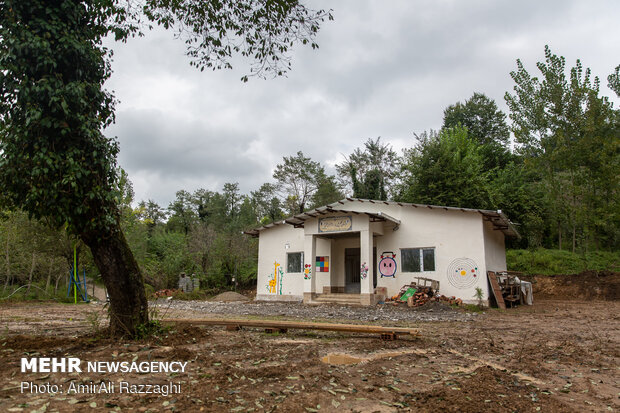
xmin=379 ymin=252 xmax=397 ymax=278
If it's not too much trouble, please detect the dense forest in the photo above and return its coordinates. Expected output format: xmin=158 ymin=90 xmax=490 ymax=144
xmin=1 ymin=47 xmax=618 ymax=298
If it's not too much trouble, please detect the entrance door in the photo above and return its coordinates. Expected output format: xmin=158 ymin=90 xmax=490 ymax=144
xmin=344 ymin=248 xmax=360 ymax=293
xmin=345 ymin=247 xmax=378 ymax=293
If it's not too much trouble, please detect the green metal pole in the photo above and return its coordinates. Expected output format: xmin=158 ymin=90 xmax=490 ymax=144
xmin=73 ymin=243 xmax=77 ymax=304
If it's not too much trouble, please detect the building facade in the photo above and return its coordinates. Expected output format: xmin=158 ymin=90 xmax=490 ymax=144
xmin=245 ymin=198 xmax=519 ymax=306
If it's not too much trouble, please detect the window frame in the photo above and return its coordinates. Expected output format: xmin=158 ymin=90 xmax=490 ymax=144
xmin=400 ymin=247 xmax=436 ymax=273
xmin=286 ymin=251 xmax=304 ymax=273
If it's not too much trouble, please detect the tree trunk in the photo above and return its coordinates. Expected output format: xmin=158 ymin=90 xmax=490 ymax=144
xmin=4 ymin=230 xmax=10 ymax=291
xmin=83 ymin=224 xmax=148 ymax=336
xmin=54 ymin=272 xmax=63 ymax=295
xmin=26 ymin=252 xmax=36 ymax=295
xmin=46 ymin=258 xmax=53 ymax=292
xmin=558 ymin=222 xmax=562 ymax=250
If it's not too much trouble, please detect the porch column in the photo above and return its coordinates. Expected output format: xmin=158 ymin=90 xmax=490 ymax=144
xmin=329 ymin=238 xmax=336 ymax=293
xmin=360 ymin=229 xmax=375 ymax=304
xmin=303 ymin=234 xmax=317 ymax=303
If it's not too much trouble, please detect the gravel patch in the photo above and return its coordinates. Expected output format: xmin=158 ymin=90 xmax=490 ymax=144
xmin=210 ymin=291 xmax=250 ymax=302
xmin=153 ymin=299 xmax=477 ymax=323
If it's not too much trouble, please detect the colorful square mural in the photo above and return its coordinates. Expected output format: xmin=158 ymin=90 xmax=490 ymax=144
xmin=315 ymin=256 xmax=329 ymax=272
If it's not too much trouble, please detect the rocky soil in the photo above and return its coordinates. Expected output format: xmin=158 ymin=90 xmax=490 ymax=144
xmin=152 ymin=298 xmax=475 ymax=324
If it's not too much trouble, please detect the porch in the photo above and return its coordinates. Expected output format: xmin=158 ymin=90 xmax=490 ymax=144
xmin=299 ymin=210 xmax=399 ymax=306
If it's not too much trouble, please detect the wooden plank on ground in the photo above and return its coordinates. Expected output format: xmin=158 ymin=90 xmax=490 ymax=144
xmin=163 ymin=318 xmax=419 ymax=337
xmin=487 ymin=271 xmax=506 ymax=309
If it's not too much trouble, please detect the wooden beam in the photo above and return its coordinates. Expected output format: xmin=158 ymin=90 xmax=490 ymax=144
xmin=164 ymin=318 xmax=419 ymax=337
xmin=487 ymin=271 xmax=506 ymax=310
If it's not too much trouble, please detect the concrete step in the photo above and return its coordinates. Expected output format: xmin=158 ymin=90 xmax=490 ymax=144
xmin=313 ymin=294 xmax=361 ymax=306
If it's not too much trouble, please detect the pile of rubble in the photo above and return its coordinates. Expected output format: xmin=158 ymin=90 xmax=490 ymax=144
xmin=386 ymin=282 xmax=463 ymax=308
xmin=153 ymin=289 xmax=177 ymax=298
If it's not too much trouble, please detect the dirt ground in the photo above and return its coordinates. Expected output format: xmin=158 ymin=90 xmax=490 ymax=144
xmin=0 ymin=288 xmax=618 ymax=412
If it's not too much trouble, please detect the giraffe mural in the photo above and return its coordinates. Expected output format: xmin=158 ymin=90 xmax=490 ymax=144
xmin=267 ymin=260 xmax=284 ymax=294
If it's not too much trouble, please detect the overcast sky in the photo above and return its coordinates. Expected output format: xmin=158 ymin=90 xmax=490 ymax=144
xmin=103 ymin=0 xmax=620 ymax=207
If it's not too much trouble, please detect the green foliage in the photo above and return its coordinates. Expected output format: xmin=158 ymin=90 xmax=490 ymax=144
xmin=350 ymin=168 xmax=387 ymax=200
xmin=0 ymin=0 xmax=121 ymax=237
xmin=462 ymin=304 xmax=484 ymax=313
xmin=141 ymin=230 xmax=200 ymax=289
xmin=473 ymin=287 xmax=484 ymax=309
xmin=396 ymin=127 xmax=491 ymax=208
xmin=134 ymin=319 xmax=167 ymax=340
xmin=488 ymin=161 xmax=547 ymax=248
xmin=607 ymin=65 xmax=620 ymax=97
xmin=0 ymin=0 xmax=332 ymax=334
xmin=443 ymin=92 xmax=513 ymax=171
xmin=505 ymin=46 xmax=620 ymax=251
xmin=336 ymin=137 xmax=398 ymax=199
xmin=251 ymin=183 xmax=284 ymax=224
xmin=444 ymin=93 xmax=510 ymax=147
xmin=117 ymin=181 xmax=260 ymax=291
xmin=310 ymin=174 xmax=344 ymax=209
xmin=506 ymin=248 xmax=620 ymax=275
xmin=273 ymin=151 xmax=327 ymax=214
xmin=172 ymin=289 xmax=208 ymax=301
xmin=142 ymin=0 xmax=332 ymax=80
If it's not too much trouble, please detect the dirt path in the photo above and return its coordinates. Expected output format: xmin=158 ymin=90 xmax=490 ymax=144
xmin=0 ymin=299 xmax=618 ymax=412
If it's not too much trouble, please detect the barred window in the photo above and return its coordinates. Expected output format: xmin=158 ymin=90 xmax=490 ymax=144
xmin=401 ymin=248 xmax=435 ymax=272
xmin=287 ymin=252 xmax=303 ymax=273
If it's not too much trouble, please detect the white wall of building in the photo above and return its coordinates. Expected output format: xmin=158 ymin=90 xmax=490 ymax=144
xmin=483 ymin=219 xmax=507 ymax=272
xmin=256 ymin=224 xmax=331 ymax=301
xmin=255 ymin=201 xmax=509 ymax=304
xmin=368 ymin=206 xmax=488 ymax=302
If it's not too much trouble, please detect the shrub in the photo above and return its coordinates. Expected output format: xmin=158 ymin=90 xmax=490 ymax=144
xmin=507 ymin=248 xmax=619 ymax=275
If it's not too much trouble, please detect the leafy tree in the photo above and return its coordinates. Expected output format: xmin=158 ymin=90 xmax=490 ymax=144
xmin=222 ymin=182 xmax=241 ymax=221
xmin=167 ymin=190 xmax=197 ymax=235
xmin=136 ymin=199 xmax=167 ymax=234
xmin=251 ymin=183 xmax=284 ymax=224
xmin=505 ymin=46 xmax=620 ymax=251
xmin=352 ymin=168 xmax=386 ymax=200
xmin=336 ymin=137 xmax=398 ymax=199
xmin=443 ymin=92 xmax=512 ymax=171
xmin=0 ymin=0 xmax=331 ymax=335
xmin=0 ymin=210 xmax=73 ymax=296
xmin=310 ymin=173 xmax=344 ymax=209
xmin=396 ymin=127 xmax=491 ymax=209
xmin=191 ymin=189 xmax=216 ymax=223
xmin=273 ymin=151 xmax=325 ymax=214
xmin=608 ymin=65 xmax=620 ymax=97
xmin=488 ymin=161 xmax=548 ymax=248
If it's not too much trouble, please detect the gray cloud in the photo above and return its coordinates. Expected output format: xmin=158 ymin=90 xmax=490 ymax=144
xmin=103 ymin=0 xmax=620 ymax=207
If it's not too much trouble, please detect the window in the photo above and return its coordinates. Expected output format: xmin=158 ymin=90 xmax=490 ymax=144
xmin=401 ymin=248 xmax=435 ymax=272
xmin=287 ymin=252 xmax=303 ymax=273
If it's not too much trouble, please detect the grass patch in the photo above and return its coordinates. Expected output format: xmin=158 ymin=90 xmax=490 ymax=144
xmin=171 ymin=289 xmax=208 ymax=301
xmin=0 ymin=284 xmax=77 ymax=303
xmin=459 ymin=304 xmax=484 ymax=313
xmin=507 ymin=248 xmax=619 ymax=275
